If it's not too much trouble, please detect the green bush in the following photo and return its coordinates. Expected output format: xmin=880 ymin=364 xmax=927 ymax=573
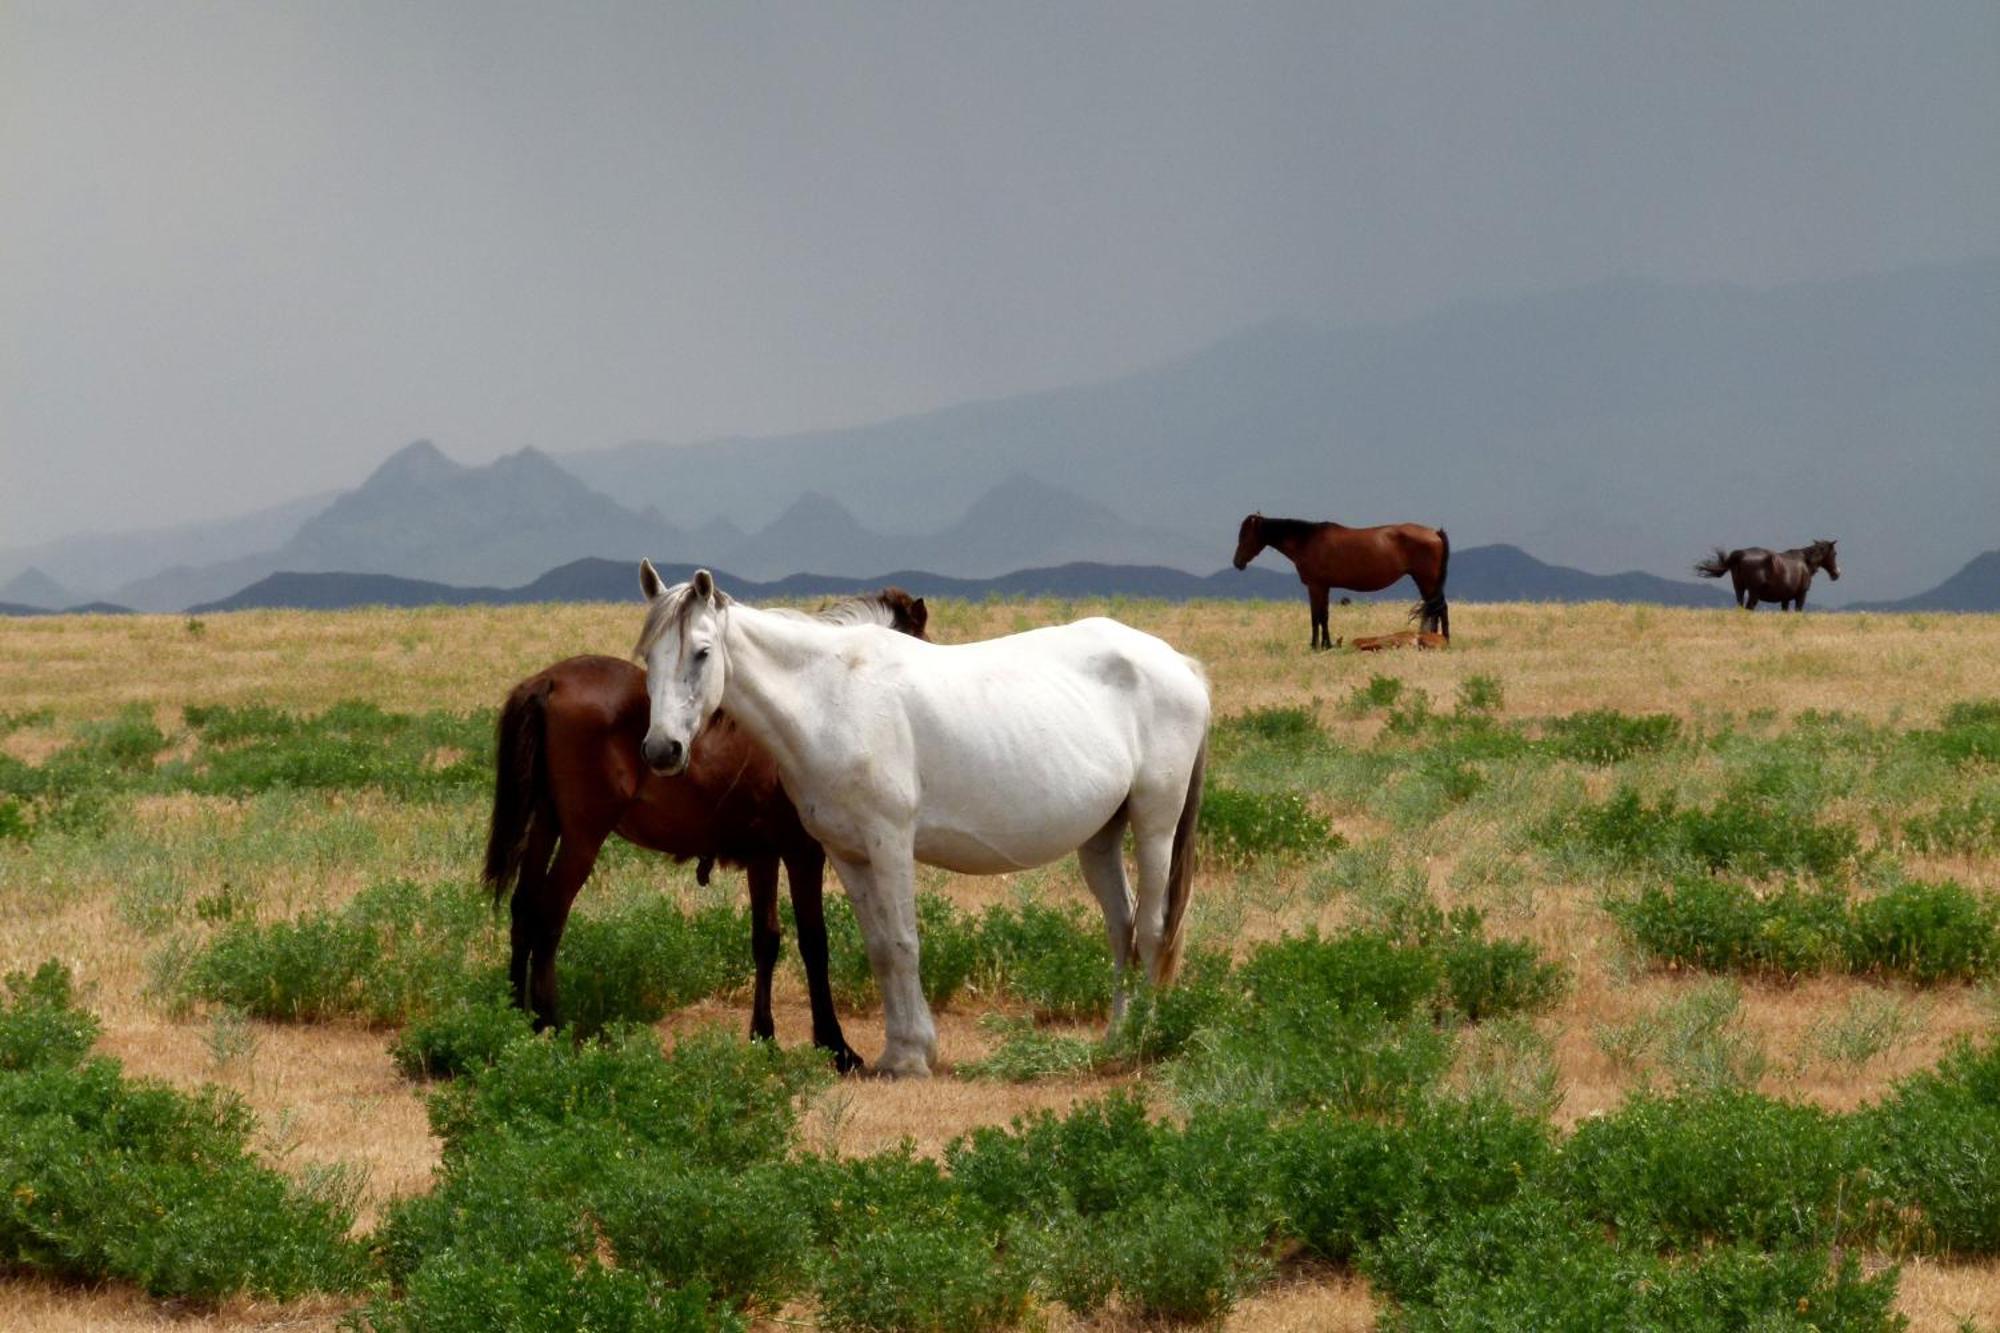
xmin=357 ymin=1251 xmax=734 ymax=1333
xmin=1539 ymin=709 xmax=1681 ymax=765
xmin=181 ymin=699 xmax=491 ymax=797
xmin=1200 ymin=785 xmax=1341 ymax=862
xmin=1611 ymin=878 xmax=1851 ymax=977
xmin=0 ymin=960 xmax=100 ymax=1071
xmin=1350 ymin=674 xmax=1405 ymax=713
xmin=593 ymin=1159 xmax=814 ymax=1312
xmin=389 ymin=993 xmax=532 ymax=1079
xmin=1239 ymin=929 xmax=1441 ymax=1021
xmin=1272 ymin=1113 xmax=1411 ymax=1261
xmin=0 ymin=966 xmax=365 ymax=1302
xmin=1558 ymin=1090 xmax=1864 ymax=1249
xmin=1100 ymin=1194 xmax=1259 ymax=1323
xmin=1106 ymin=947 xmax=1240 ymax=1063
xmin=814 ymin=1221 xmax=1028 ymax=1333
xmin=374 ymin=1027 xmax=827 ymax=1329
xmin=974 ymin=899 xmax=1113 ymax=1019
xmin=1914 ymin=699 xmax=2000 ymax=765
xmin=424 ymin=1026 xmax=824 ymax=1164
xmin=555 ymin=899 xmax=746 ymax=1036
xmin=1372 ymin=1199 xmax=1902 ymax=1333
xmin=1539 ymin=786 xmax=1859 ymax=881
xmin=1858 ymin=1037 xmax=2000 ymax=1254
xmin=1455 ymin=675 xmax=1504 ymax=715
xmin=1173 ymin=1003 xmax=1450 ymax=1117
xmin=1437 ymin=931 xmax=1566 ymax=1021
xmin=1612 ymin=876 xmax=1997 ymax=983
xmin=1902 ymin=787 xmax=2000 ymax=855
xmin=1214 ymin=704 xmax=1325 ymax=752
xmin=178 ymin=879 xmax=754 ymax=1040
xmin=1847 ymin=878 xmax=1998 ymax=983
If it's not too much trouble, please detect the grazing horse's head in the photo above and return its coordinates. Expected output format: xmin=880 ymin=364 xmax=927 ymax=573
xmin=633 ymin=561 xmax=729 ymax=776
xmin=878 ymin=587 xmax=930 ymax=638
xmin=1811 ymin=539 xmax=1840 ymax=581
xmin=1232 ymin=513 xmax=1266 ymax=570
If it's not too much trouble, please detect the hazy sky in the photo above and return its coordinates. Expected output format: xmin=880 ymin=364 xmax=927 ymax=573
xmin=5 ymin=1 xmax=1997 ymax=546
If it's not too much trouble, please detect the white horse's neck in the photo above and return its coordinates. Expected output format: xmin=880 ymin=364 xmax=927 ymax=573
xmin=716 ymin=602 xmax=836 ymax=774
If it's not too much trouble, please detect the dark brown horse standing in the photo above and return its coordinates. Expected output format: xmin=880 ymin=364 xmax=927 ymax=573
xmin=1695 ymin=540 xmax=1840 ymax=611
xmin=483 ymin=590 xmax=928 ymax=1073
xmin=1233 ymin=513 xmax=1452 ymax=648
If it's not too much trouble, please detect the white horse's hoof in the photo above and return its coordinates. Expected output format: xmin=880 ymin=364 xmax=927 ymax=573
xmin=873 ymin=1060 xmax=933 ymax=1081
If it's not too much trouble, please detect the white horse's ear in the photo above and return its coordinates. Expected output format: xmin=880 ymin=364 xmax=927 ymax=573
xmin=692 ymin=568 xmax=715 ymax=603
xmin=639 ymin=558 xmax=665 ymax=600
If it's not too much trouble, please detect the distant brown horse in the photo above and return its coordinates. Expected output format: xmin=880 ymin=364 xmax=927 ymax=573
xmin=1233 ymin=513 xmax=1452 ymax=649
xmin=1695 ymin=540 xmax=1840 ymax=611
xmin=483 ymin=589 xmax=928 ymax=1073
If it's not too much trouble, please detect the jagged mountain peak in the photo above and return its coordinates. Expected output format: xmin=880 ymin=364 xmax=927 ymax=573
xmin=362 ymin=439 xmax=462 ymax=489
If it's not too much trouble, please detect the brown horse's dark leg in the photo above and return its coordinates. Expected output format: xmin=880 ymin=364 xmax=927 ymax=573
xmin=746 ymin=857 xmax=782 ymax=1044
xmin=525 ymin=838 xmax=601 ymax=1031
xmin=784 ymin=844 xmax=864 ymax=1075
xmin=1308 ymin=584 xmax=1330 ymax=650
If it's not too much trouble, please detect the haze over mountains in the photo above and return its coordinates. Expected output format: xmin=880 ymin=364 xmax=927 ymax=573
xmin=570 ymin=258 xmax=2000 ymax=605
xmin=4 ymin=261 xmax=1994 ymax=612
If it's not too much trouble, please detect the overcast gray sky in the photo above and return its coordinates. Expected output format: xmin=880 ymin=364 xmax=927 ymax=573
xmin=5 ymin=1 xmax=1997 ymax=547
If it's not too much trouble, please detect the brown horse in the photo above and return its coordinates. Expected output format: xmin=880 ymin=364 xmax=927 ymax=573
xmin=1695 ymin=540 xmax=1840 ymax=611
xmin=1233 ymin=513 xmax=1452 ymax=648
xmin=482 ymin=589 xmax=928 ymax=1073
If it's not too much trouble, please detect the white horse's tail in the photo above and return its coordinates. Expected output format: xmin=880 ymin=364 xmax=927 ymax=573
xmin=1157 ymin=732 xmax=1206 ymax=986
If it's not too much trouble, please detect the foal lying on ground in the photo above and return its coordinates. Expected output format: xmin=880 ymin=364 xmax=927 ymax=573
xmin=633 ymin=562 xmax=1211 ymax=1078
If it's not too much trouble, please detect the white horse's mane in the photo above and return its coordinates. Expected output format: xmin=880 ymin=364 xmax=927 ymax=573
xmin=632 ymin=584 xmax=903 ymax=660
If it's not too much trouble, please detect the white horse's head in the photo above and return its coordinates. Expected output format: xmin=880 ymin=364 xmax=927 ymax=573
xmin=633 ymin=560 xmax=729 ymax=775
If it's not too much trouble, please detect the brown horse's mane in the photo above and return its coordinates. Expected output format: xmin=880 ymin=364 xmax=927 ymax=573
xmin=1255 ymin=517 xmax=1335 ymax=545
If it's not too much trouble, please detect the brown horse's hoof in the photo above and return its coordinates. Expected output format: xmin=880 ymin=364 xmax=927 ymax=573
xmin=831 ymin=1046 xmax=867 ymax=1077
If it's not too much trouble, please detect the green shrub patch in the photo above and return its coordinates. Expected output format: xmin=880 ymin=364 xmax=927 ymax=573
xmin=0 ymin=962 xmax=366 ymax=1302
xmin=1539 ymin=785 xmax=1860 ymax=881
xmin=1201 ymin=784 xmax=1342 ymax=861
xmin=1612 ymin=876 xmax=1997 ymax=982
xmin=180 ymin=699 xmax=492 ymax=797
xmin=1538 ymin=708 xmax=1681 ymax=765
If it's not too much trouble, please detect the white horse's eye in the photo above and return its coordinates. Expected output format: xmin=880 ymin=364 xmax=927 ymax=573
xmin=693 ymin=647 xmax=711 ymax=663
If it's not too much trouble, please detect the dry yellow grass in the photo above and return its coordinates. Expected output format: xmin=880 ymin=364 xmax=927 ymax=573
xmin=1 ymin=597 xmax=1997 ymax=1330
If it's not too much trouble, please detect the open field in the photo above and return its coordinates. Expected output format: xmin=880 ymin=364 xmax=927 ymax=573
xmin=2 ymin=597 xmax=1997 ymax=1330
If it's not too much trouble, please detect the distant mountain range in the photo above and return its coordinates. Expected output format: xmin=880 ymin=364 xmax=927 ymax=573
xmin=568 ymin=257 xmax=2000 ymax=606
xmin=1847 ymin=550 xmax=2000 ymax=613
xmin=187 ymin=544 xmax=1735 ymax=613
xmin=3 ymin=261 xmax=1994 ymax=612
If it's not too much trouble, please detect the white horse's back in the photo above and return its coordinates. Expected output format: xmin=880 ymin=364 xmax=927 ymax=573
xmin=868 ymin=618 xmax=1207 ymax=873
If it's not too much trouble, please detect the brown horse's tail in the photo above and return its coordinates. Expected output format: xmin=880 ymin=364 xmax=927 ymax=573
xmin=1156 ymin=733 xmax=1207 ymax=987
xmin=1408 ymin=526 xmax=1451 ymax=639
xmin=1694 ymin=548 xmax=1735 ymax=579
xmin=484 ymin=677 xmax=555 ymax=908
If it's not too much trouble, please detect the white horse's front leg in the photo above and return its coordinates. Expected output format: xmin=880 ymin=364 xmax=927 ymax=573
xmin=830 ymin=849 xmax=936 ymax=1078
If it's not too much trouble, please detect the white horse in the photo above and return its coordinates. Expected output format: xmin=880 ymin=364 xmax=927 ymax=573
xmin=633 ymin=563 xmax=1211 ymax=1078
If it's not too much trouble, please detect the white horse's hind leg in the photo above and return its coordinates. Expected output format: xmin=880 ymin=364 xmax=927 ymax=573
xmin=1127 ymin=786 xmax=1182 ymax=984
xmin=829 ymin=850 xmax=936 ymax=1078
xmin=1076 ymin=811 xmax=1136 ymax=1023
